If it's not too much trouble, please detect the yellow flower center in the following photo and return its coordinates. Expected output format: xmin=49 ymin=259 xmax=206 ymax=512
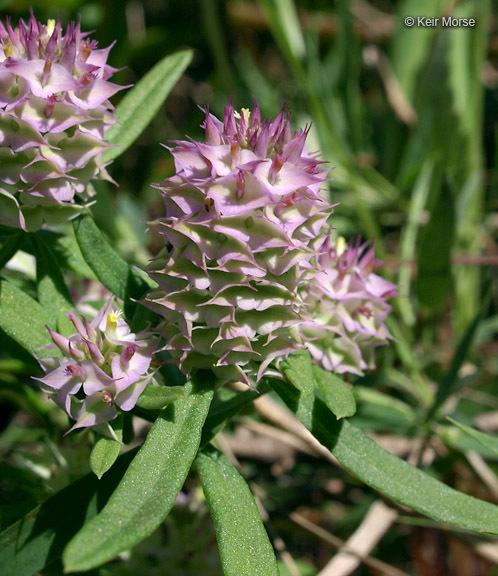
xmin=46 ymin=19 xmax=56 ymax=37
xmin=2 ymin=38 xmax=14 ymax=59
xmin=107 ymin=309 xmax=122 ymax=328
xmin=241 ymin=108 xmax=251 ymax=125
xmin=233 ymin=108 xmax=251 ymax=125
xmin=336 ymin=236 xmax=346 ymax=257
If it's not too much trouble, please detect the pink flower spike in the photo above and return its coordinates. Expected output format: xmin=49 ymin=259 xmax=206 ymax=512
xmin=147 ymin=99 xmax=333 ymax=385
xmin=65 ymin=391 xmax=118 ymax=435
xmin=0 ymin=11 xmax=126 ymax=231
xmin=115 ymin=373 xmax=154 ymax=412
xmin=297 ymin=236 xmax=397 ymax=375
xmin=34 ymin=358 xmax=85 ymax=392
xmin=82 ymin=315 xmax=97 ymax=342
xmin=121 ymin=342 xmax=137 ymax=366
xmin=81 ymin=360 xmax=117 ymax=396
xmin=84 ymin=338 xmax=105 ymax=365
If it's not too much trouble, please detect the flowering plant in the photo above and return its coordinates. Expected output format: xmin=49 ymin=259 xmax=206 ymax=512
xmin=0 ymin=6 xmax=495 ymax=576
xmin=37 ymin=298 xmax=157 ymax=438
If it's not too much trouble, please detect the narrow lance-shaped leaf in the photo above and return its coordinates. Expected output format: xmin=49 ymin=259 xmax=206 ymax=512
xmin=280 ymin=350 xmax=315 ymax=396
xmin=449 ymin=1 xmax=490 ymax=334
xmin=63 ymin=378 xmax=214 ymax=572
xmin=0 ymin=279 xmax=53 ymax=357
xmin=0 ymin=448 xmax=138 ymax=576
xmin=197 ymin=446 xmax=279 ymax=576
xmin=32 ymin=234 xmax=74 ymax=335
xmin=446 ymin=417 xmax=498 ymax=459
xmin=43 ymin=229 xmax=97 ymax=280
xmin=270 ymin=378 xmax=498 ymax=535
xmin=353 ymin=386 xmax=416 ymax=422
xmin=415 ymin=182 xmax=455 ymax=313
xmin=391 ymin=0 xmax=441 ymax=101
xmin=396 ymin=160 xmax=433 ymax=327
xmin=312 ymin=364 xmax=356 ymax=420
xmin=135 ymin=384 xmax=186 ymax=410
xmin=90 ymin=436 xmax=122 ymax=480
xmin=73 ymin=212 xmax=152 ymax=304
xmin=103 ymin=50 xmax=193 ymax=163
xmin=90 ymin=416 xmax=124 ymax=479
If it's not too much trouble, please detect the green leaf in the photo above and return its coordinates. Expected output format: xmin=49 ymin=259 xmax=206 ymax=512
xmin=197 ymin=446 xmax=279 ymax=576
xmin=449 ymin=1 xmax=490 ymax=334
xmin=0 ymin=279 xmax=53 ymax=356
xmin=446 ymin=417 xmax=498 ymax=458
xmin=280 ymin=350 xmax=315 ymax=396
xmin=102 ymin=50 xmax=193 ymax=163
xmin=354 ymin=386 xmax=415 ymax=423
xmin=63 ymin=378 xmax=214 ymax=572
xmin=90 ymin=417 xmax=123 ymax=479
xmin=415 ymin=182 xmax=454 ymax=313
xmin=135 ymin=385 xmax=186 ymax=410
xmin=73 ymin=212 xmax=151 ymax=304
xmin=391 ymin=0 xmax=442 ymax=102
xmin=257 ymin=0 xmax=305 ymax=64
xmin=0 ymin=448 xmax=137 ymax=576
xmin=427 ymin=294 xmax=489 ymax=421
xmin=396 ymin=160 xmax=433 ymax=327
xmin=438 ymin=424 xmax=498 ymax=460
xmin=312 ymin=365 xmax=356 ymax=419
xmin=0 ymin=231 xmax=24 ymax=271
xmin=270 ymin=378 xmax=498 ymax=535
xmin=32 ymin=234 xmax=74 ymax=331
xmin=42 ymin=229 xmax=97 ymax=280
xmin=200 ymin=381 xmax=271 ymax=448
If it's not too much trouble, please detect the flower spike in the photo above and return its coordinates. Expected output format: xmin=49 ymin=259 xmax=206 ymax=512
xmin=0 ymin=11 xmax=125 ymax=230
xmin=147 ymin=100 xmax=333 ymax=386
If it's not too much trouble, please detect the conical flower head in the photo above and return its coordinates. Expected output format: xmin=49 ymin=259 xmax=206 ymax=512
xmin=35 ymin=298 xmax=158 ymax=439
xmin=147 ymin=101 xmax=333 ymax=386
xmin=0 ymin=11 xmax=124 ymax=230
xmin=297 ymin=236 xmax=397 ymax=375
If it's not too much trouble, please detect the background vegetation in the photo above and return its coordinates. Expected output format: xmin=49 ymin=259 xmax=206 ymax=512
xmin=1 ymin=0 xmax=497 ymax=574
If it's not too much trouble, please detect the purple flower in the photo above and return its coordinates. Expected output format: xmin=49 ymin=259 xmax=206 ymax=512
xmin=297 ymin=237 xmax=397 ymax=375
xmin=0 ymin=11 xmax=124 ymax=230
xmin=35 ymin=298 xmax=158 ymax=438
xmin=146 ymin=101 xmax=333 ymax=386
